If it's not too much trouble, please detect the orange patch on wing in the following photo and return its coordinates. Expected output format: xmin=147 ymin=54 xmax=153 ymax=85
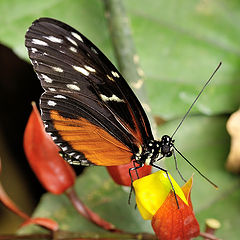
xmin=50 ymin=110 xmax=133 ymax=166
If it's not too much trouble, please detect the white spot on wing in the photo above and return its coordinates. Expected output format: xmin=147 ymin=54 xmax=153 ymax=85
xmin=84 ymin=65 xmax=96 ymax=72
xmin=48 ymin=88 xmax=56 ymax=92
xmin=66 ymin=84 xmax=80 ymax=91
xmin=32 ymin=39 xmax=48 ymax=46
xmin=41 ymin=74 xmax=52 ymax=83
xmin=71 ymin=32 xmax=83 ymax=42
xmin=43 ymin=36 xmax=63 ymax=43
xmin=62 ymin=146 xmax=68 ymax=151
xmin=107 ymin=75 xmax=114 ymax=82
xmin=54 ymin=95 xmax=67 ymax=99
xmin=52 ymin=66 xmax=63 ymax=72
xmin=47 ymin=100 xmax=57 ymax=106
xmin=72 ymin=66 xmax=89 ymax=76
xmin=69 ymin=46 xmax=77 ymax=53
xmin=66 ymin=36 xmax=77 ymax=46
xmin=100 ymin=94 xmax=124 ymax=102
xmin=72 ymin=160 xmax=81 ymax=165
xmin=111 ymin=71 xmax=120 ymax=78
xmin=31 ymin=48 xmax=38 ymax=53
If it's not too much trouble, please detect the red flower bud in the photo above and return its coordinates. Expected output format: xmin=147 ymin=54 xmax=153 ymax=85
xmin=24 ymin=103 xmax=76 ymax=194
xmin=107 ymin=162 xmax=151 ymax=186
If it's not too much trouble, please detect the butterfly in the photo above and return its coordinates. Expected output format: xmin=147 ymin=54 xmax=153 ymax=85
xmin=25 ymin=18 xmax=218 ymax=192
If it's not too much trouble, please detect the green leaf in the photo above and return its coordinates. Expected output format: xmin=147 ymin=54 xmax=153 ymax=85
xmin=19 ymin=167 xmax=153 ymax=234
xmin=126 ymin=0 xmax=240 ymax=117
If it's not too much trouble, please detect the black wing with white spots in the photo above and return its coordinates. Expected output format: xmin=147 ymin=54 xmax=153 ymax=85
xmin=25 ymin=18 xmax=153 ymax=166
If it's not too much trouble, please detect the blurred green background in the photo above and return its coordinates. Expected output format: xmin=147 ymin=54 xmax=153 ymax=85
xmin=0 ymin=0 xmax=239 ymax=239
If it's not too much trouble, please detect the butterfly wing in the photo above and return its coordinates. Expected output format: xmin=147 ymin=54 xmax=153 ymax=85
xmin=25 ymin=18 xmax=153 ymax=166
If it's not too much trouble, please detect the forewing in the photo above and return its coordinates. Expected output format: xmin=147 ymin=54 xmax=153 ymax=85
xmin=25 ymin=18 xmax=153 ymax=166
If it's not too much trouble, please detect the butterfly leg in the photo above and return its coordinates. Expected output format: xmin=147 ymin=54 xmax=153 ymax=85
xmin=128 ymin=162 xmax=143 ymax=204
xmin=172 ymin=150 xmax=187 ymax=182
xmin=133 ymin=160 xmax=140 ymax=179
xmin=150 ymin=163 xmax=180 ymax=209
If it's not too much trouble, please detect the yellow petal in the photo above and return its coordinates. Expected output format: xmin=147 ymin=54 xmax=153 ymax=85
xmin=133 ymin=171 xmax=188 ymax=220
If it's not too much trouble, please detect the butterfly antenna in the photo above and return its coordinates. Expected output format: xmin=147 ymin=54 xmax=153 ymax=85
xmin=171 ymin=62 xmax=222 ymax=139
xmin=173 ymin=146 xmax=218 ymax=189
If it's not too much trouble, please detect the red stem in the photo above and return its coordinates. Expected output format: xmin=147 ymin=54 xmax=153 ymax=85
xmin=0 ymin=182 xmax=29 ymax=220
xmin=65 ymin=187 xmax=122 ymax=232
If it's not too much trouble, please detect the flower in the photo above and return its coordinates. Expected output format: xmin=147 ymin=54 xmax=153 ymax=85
xmin=23 ymin=103 xmax=76 ymax=194
xmin=133 ymin=171 xmax=200 ymax=240
xmin=133 ymin=171 xmax=188 ymax=220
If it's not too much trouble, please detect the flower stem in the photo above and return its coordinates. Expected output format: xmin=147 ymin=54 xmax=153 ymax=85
xmin=65 ymin=187 xmax=121 ymax=232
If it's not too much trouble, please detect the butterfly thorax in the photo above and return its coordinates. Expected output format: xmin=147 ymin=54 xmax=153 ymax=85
xmin=134 ymin=135 xmax=174 ymax=166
